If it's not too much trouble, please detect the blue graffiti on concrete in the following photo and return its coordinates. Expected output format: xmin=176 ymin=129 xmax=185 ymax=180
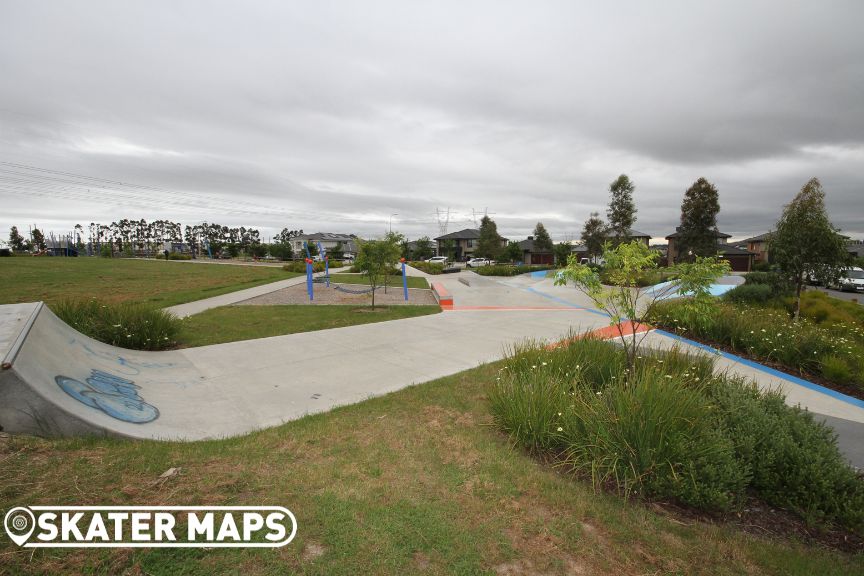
xmin=65 ymin=337 xmax=177 ymax=376
xmin=55 ymin=369 xmax=159 ymax=424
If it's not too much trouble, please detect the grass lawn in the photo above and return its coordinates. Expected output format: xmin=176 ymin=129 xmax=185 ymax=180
xmin=2 ymin=364 xmax=861 ymax=575
xmin=0 ymin=257 xmax=300 ymax=308
xmin=327 ymin=273 xmax=429 ymax=290
xmin=177 ymin=304 xmax=441 ymax=347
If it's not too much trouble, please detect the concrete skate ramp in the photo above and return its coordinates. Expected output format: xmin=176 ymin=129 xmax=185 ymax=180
xmin=0 ymin=300 xmax=600 ymax=441
xmin=0 ymin=303 xmax=216 ymax=440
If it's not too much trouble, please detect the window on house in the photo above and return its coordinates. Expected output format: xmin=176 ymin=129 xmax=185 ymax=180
xmin=467 ymin=240 xmax=473 ymax=248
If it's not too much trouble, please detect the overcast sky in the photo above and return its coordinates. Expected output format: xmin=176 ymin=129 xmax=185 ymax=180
xmin=1 ymin=1 xmax=862 ymax=244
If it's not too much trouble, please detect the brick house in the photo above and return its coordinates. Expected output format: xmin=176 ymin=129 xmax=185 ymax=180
xmin=435 ymin=228 xmax=507 ymax=261
xmin=665 ymin=227 xmax=754 ymax=272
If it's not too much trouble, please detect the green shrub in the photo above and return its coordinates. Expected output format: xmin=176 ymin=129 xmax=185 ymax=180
xmin=821 ymin=355 xmax=854 ymax=383
xmin=51 ymin=299 xmax=180 ymax=350
xmin=489 ymin=337 xmax=864 ymax=531
xmin=708 ymin=378 xmax=864 ymax=529
xmin=743 ymin=271 xmax=792 ymax=296
xmin=794 ymin=290 xmax=864 ymax=331
xmin=600 ymin=268 xmax=674 ymax=287
xmin=752 ymin=260 xmax=773 ymax=272
xmin=167 ymin=252 xmax=192 ymax=260
xmin=724 ymin=283 xmax=773 ymax=303
xmin=407 ymin=261 xmax=444 ymax=274
xmin=476 ymin=264 xmax=553 ymax=277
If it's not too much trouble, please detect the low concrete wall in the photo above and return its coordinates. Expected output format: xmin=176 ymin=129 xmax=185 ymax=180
xmin=431 ymin=283 xmax=453 ymax=310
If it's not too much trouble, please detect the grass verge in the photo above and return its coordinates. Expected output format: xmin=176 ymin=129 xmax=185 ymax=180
xmin=177 ymin=304 xmax=440 ymax=347
xmin=2 ymin=363 xmax=861 ymax=574
xmin=0 ymin=257 xmax=300 ymax=308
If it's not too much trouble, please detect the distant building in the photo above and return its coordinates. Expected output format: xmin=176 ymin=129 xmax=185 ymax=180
xmin=434 ymin=228 xmax=507 ymax=261
xmin=740 ymin=232 xmax=773 ymax=263
xmin=292 ymin=233 xmax=359 ymax=257
xmin=517 ymin=236 xmax=554 ymax=265
xmin=603 ymin=228 xmax=652 ymax=246
xmin=665 ymin=227 xmax=754 ymax=271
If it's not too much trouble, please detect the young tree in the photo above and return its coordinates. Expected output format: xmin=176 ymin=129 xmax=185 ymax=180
xmin=441 ymin=239 xmax=457 ymax=261
xmin=581 ymin=212 xmax=606 ymax=261
xmin=355 ymin=236 xmax=401 ymax=308
xmin=677 ymin=177 xmax=720 ymax=261
xmin=329 ymin=241 xmax=345 ymax=260
xmin=771 ymin=177 xmax=849 ymax=320
xmin=383 ymin=231 xmax=405 ymax=292
xmin=503 ymin=240 xmax=522 ymax=263
xmin=556 ymin=240 xmax=729 ymax=376
xmin=607 ymin=174 xmax=637 ymax=241
xmin=553 ymin=242 xmax=572 ymax=267
xmin=476 ymin=215 xmax=503 ymax=259
xmin=413 ymin=236 xmax=434 ymax=260
xmin=532 ymin=222 xmax=553 ymax=253
xmin=8 ymin=226 xmax=25 ymax=251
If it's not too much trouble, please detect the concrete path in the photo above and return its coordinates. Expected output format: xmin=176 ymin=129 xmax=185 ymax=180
xmin=164 ymin=274 xmax=310 ymax=318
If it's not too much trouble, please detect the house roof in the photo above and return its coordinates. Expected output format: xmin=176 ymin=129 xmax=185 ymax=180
xmin=603 ymin=228 xmax=652 ymax=239
xmin=665 ymin=229 xmax=732 ymax=239
xmin=517 ymin=238 xmax=553 ymax=253
xmin=434 ymin=228 xmax=480 ymax=241
xmin=741 ymin=232 xmax=773 ymax=243
xmin=718 ymin=245 xmax=754 ymax=256
xmin=297 ymin=232 xmax=357 ymax=242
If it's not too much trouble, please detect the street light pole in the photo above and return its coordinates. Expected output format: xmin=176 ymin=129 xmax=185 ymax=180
xmin=389 ymin=213 xmax=398 ymax=234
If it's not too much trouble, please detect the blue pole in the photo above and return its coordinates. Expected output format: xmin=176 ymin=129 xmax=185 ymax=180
xmin=401 ymin=259 xmax=408 ymax=301
xmin=306 ymin=259 xmax=314 ymax=301
xmin=325 ymin=256 xmax=330 ymax=287
xmin=304 ymin=242 xmax=311 ymax=259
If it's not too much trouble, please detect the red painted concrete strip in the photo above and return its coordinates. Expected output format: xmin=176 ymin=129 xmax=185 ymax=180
xmin=547 ymin=320 xmax=652 ymax=349
xmin=431 ymin=282 xmax=453 ymax=310
xmin=447 ymin=306 xmax=585 ymax=311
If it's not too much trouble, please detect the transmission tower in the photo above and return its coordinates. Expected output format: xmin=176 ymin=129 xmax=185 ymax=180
xmin=471 ymin=207 xmax=495 ymax=227
xmin=436 ymin=207 xmax=451 ymax=237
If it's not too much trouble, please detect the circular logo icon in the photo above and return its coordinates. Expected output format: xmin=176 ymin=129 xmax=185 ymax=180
xmin=4 ymin=507 xmax=36 ymax=546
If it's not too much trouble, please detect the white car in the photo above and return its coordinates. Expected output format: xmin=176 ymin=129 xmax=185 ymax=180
xmin=829 ymin=267 xmax=864 ymax=292
xmin=426 ymin=256 xmax=448 ymax=265
xmin=466 ymin=258 xmax=491 ymax=268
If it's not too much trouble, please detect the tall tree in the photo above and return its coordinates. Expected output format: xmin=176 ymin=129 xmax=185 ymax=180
xmin=532 ymin=222 xmax=553 ymax=252
xmin=8 ymin=226 xmax=25 ymax=250
xmin=476 ymin=215 xmax=503 ymax=259
xmin=413 ymin=236 xmax=434 ymax=260
xmin=581 ymin=212 xmax=606 ymax=260
xmin=677 ymin=177 xmax=720 ymax=261
xmin=503 ymin=241 xmax=522 ymax=263
xmin=771 ymin=178 xmax=849 ymax=320
xmin=553 ymin=242 xmax=572 ymax=267
xmin=606 ymin=174 xmax=637 ymax=241
xmin=31 ymin=228 xmax=46 ymax=251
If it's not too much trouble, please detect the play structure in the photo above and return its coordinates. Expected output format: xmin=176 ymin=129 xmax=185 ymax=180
xmin=302 ymin=242 xmax=409 ymax=302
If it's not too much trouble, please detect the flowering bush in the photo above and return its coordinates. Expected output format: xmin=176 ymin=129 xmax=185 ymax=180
xmin=648 ymin=300 xmax=864 ymax=388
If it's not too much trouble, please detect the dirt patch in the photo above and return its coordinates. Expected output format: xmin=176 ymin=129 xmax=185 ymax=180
xmin=302 ymin=541 xmax=326 ymax=562
xmin=236 ymin=282 xmax=437 ymax=306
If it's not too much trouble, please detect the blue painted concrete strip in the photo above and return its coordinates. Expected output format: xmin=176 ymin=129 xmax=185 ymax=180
xmin=655 ymin=329 xmax=864 ymax=409
xmin=525 ymin=287 xmax=609 ymax=317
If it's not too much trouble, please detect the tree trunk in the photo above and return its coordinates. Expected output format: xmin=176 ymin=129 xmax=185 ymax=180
xmin=793 ymin=277 xmax=803 ymax=321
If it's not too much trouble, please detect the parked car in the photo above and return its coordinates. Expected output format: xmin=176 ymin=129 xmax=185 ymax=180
xmin=829 ymin=267 xmax=864 ymax=292
xmin=426 ymin=256 xmax=448 ymax=265
xmin=466 ymin=258 xmax=491 ymax=268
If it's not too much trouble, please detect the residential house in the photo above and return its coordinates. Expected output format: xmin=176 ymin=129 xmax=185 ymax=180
xmin=434 ymin=228 xmax=507 ymax=261
xmin=665 ymin=227 xmax=754 ymax=271
xmin=603 ymin=228 xmax=652 ymax=246
xmin=292 ymin=232 xmax=359 ymax=258
xmin=741 ymin=232 xmax=773 ymax=264
xmin=847 ymin=240 xmax=864 ymax=260
xmin=517 ymin=236 xmax=554 ymax=265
